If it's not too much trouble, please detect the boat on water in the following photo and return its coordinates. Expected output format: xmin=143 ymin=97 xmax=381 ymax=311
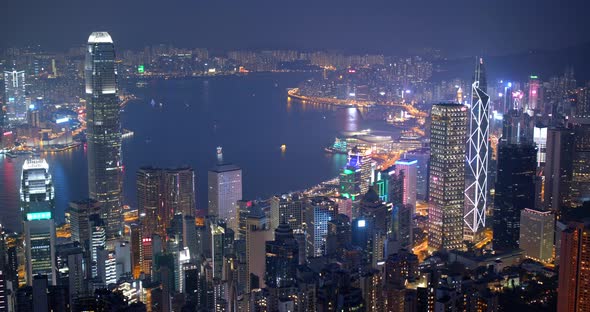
xmin=150 ymin=99 xmax=156 ymax=107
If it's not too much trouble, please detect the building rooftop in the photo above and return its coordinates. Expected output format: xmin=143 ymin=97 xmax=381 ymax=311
xmin=88 ymin=32 xmax=113 ymax=44
xmin=209 ymin=163 xmax=241 ymax=173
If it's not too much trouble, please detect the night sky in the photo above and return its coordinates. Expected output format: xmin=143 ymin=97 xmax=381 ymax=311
xmin=2 ymin=0 xmax=590 ymax=57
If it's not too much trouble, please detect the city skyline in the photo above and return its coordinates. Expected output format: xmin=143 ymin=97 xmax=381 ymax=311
xmin=1 ymin=1 xmax=589 ymax=58
xmin=0 ymin=3 xmax=588 ymax=308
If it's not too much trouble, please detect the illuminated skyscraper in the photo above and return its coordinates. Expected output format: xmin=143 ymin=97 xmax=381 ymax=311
xmin=465 ymin=57 xmax=490 ymax=236
xmin=527 ymin=75 xmax=541 ymax=112
xmin=270 ymin=194 xmax=304 ymax=232
xmin=20 ymin=158 xmax=56 ymax=285
xmin=428 ymin=103 xmax=467 ymax=251
xmin=137 ymin=166 xmax=196 ymax=238
xmin=208 ymin=160 xmax=242 ymax=234
xmin=395 ymin=158 xmax=417 ymax=215
xmin=305 ymin=197 xmax=337 ymax=258
xmin=3 ymin=69 xmax=27 ymax=125
xmin=85 ymin=32 xmax=123 ymax=237
xmin=557 ymin=221 xmax=590 ymax=312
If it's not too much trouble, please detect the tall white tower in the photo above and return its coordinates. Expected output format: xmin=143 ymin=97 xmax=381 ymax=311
xmin=465 ymin=57 xmax=490 ymax=235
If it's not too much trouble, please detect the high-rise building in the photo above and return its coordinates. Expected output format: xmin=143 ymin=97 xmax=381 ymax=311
xmin=465 ymin=57 xmax=490 ymax=236
xmin=85 ymin=32 xmax=123 ymax=237
xmin=527 ymin=75 xmax=541 ymax=112
xmin=3 ymin=69 xmax=27 ymax=125
xmin=544 ymin=127 xmax=574 ymax=212
xmin=264 ymin=223 xmax=298 ymax=289
xmin=68 ymin=199 xmax=102 ymax=250
xmin=570 ymin=123 xmax=590 ymax=206
xmin=492 ymin=142 xmax=536 ymax=251
xmin=137 ymin=167 xmax=196 ymax=238
xmin=395 ymin=158 xmax=417 ymax=215
xmin=519 ymin=209 xmax=554 ymax=263
xmin=557 ymin=221 xmax=590 ymax=312
xmin=270 ymin=194 xmax=304 ymax=232
xmin=428 ymin=103 xmax=467 ymax=251
xmin=20 ymin=158 xmax=56 ymax=285
xmin=208 ymin=161 xmax=242 ymax=234
xmin=305 ymin=197 xmax=337 ymax=258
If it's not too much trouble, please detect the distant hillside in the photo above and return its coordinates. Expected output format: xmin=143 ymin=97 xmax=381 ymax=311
xmin=432 ymin=42 xmax=590 ymax=84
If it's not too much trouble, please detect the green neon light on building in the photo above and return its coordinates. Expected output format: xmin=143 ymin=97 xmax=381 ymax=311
xmin=138 ymin=65 xmax=145 ymax=74
xmin=26 ymin=211 xmax=52 ymax=221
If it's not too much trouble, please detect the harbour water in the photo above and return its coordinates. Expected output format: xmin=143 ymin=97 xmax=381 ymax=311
xmin=0 ymin=72 xmax=397 ymax=231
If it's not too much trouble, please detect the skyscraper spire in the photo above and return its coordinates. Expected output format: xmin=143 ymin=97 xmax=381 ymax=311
xmin=465 ymin=57 xmax=490 ymax=236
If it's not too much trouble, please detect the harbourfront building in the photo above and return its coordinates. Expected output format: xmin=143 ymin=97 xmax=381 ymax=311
xmin=208 ymin=161 xmax=242 ymax=234
xmin=20 ymin=158 xmax=56 ymax=285
xmin=428 ymin=103 xmax=468 ymax=251
xmin=85 ymin=32 xmax=123 ymax=237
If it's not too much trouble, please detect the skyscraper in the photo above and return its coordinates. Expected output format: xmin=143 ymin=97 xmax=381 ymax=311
xmin=270 ymin=194 xmax=304 ymax=232
xmin=305 ymin=197 xmax=337 ymax=258
xmin=85 ymin=32 xmax=123 ymax=237
xmin=20 ymin=158 xmax=56 ymax=285
xmin=465 ymin=57 xmax=490 ymax=236
xmin=428 ymin=103 xmax=467 ymax=251
xmin=208 ymin=159 xmax=242 ymax=234
xmin=557 ymin=221 xmax=590 ymax=312
xmin=137 ymin=167 xmax=196 ymax=238
xmin=492 ymin=141 xmax=536 ymax=251
xmin=3 ymin=69 xmax=27 ymax=125
xmin=395 ymin=158 xmax=417 ymax=215
xmin=544 ymin=127 xmax=574 ymax=212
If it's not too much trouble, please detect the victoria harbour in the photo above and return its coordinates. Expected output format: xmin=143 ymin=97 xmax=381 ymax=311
xmin=0 ymin=72 xmax=396 ymax=230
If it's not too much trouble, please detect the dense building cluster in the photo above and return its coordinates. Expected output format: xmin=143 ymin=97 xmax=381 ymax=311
xmin=1 ymin=30 xmax=590 ymax=312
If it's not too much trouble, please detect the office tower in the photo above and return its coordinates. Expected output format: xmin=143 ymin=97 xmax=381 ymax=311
xmin=162 ymin=167 xmax=196 ymax=217
xmin=67 ymin=251 xmax=85 ymax=303
xmin=85 ymin=32 xmax=123 ymax=237
xmin=325 ymin=214 xmax=352 ymax=261
xmin=137 ymin=167 xmax=196 ymax=238
xmin=3 ymin=69 xmax=27 ymax=125
xmin=492 ymin=142 xmax=536 ymax=251
xmin=395 ymin=158 xmax=417 ymax=215
xmin=20 ymin=158 xmax=56 ymax=285
xmin=90 ymin=216 xmax=106 ymax=278
xmin=406 ymin=148 xmax=430 ymax=201
xmin=339 ymin=163 xmax=362 ymax=200
xmin=339 ymin=152 xmax=374 ymax=200
xmin=534 ymin=126 xmax=548 ymax=167
xmin=32 ymin=275 xmax=49 ymax=312
xmin=465 ymin=57 xmax=490 ymax=236
xmin=502 ymin=109 xmax=534 ymax=145
xmin=571 ymin=124 xmax=590 ymax=207
xmin=208 ymin=159 xmax=242 ymax=234
xmin=557 ymin=221 xmax=590 ymax=312
xmin=519 ymin=209 xmax=554 ymax=263
xmin=210 ymin=221 xmax=225 ymax=280
xmin=137 ymin=167 xmax=163 ymax=238
xmin=305 ymin=197 xmax=337 ymax=258
xmin=69 ymin=199 xmax=102 ymax=249
xmin=270 ymin=194 xmax=304 ymax=232
xmin=528 ymin=75 xmax=541 ymax=112
xmin=96 ymin=247 xmax=117 ymax=285
xmin=237 ymin=200 xmax=253 ymax=240
xmin=544 ymin=127 xmax=574 ymax=212
xmin=245 ymin=208 xmax=272 ymax=291
xmin=265 ymin=223 xmax=298 ymax=289
xmin=428 ymin=103 xmax=467 ymax=250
